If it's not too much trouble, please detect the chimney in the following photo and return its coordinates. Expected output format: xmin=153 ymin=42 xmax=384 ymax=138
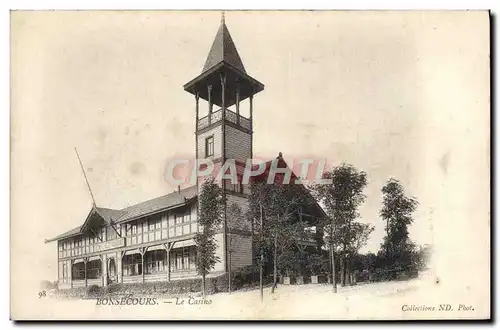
xmin=177 ymin=185 xmax=181 ymax=194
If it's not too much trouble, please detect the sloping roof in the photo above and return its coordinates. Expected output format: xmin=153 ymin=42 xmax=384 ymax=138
xmin=202 ymin=18 xmax=246 ymax=74
xmin=46 ymin=186 xmax=198 ymax=243
xmin=116 ymin=185 xmax=197 ymax=222
xmin=94 ymin=207 xmax=126 ymax=222
xmin=47 ymin=154 xmax=326 ymax=243
xmin=45 ymin=225 xmax=82 ymax=243
xmin=251 ymin=154 xmax=327 ymax=219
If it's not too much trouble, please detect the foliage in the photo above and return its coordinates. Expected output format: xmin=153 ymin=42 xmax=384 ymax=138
xmin=312 ymin=163 xmax=370 ymax=286
xmin=347 ymin=222 xmax=375 ymax=256
xmin=86 ymin=285 xmax=102 ymax=297
xmin=231 ymin=265 xmax=274 ymax=289
xmin=53 ymin=275 xmax=234 ymax=299
xmin=306 ymin=252 xmax=328 ymax=274
xmin=351 ymin=252 xmax=377 ymax=273
xmin=40 ymin=280 xmax=58 ymax=290
xmin=226 ymin=203 xmax=250 ymax=252
xmin=194 ymin=177 xmax=226 ymax=294
xmin=415 ymin=244 xmax=432 ymax=271
xmin=379 ymin=178 xmax=419 ymax=271
xmin=313 ymin=163 xmax=368 ymax=252
xmin=248 ymin=177 xmax=314 ymax=284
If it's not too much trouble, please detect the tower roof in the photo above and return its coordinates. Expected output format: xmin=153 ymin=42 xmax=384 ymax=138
xmin=184 ymin=13 xmax=264 ymax=107
xmin=202 ymin=14 xmax=247 ymax=74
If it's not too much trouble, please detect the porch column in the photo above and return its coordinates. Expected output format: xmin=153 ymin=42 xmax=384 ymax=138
xmin=139 ymin=247 xmax=148 ymax=284
xmin=220 ymin=73 xmax=226 ymax=116
xmin=249 ymin=94 xmax=253 ymax=120
xmin=164 ymin=242 xmax=175 ymax=282
xmin=207 ymin=85 xmax=213 ymax=123
xmin=83 ymin=257 xmax=89 ymax=287
xmin=102 ymin=254 xmax=108 ymax=287
xmin=69 ymin=260 xmax=74 ymax=289
xmin=236 ymin=83 xmax=240 ymax=125
xmin=118 ymin=251 xmax=125 ymax=284
xmin=195 ymin=92 xmax=200 ymax=130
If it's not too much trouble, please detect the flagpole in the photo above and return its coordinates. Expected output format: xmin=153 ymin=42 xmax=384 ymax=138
xmin=74 ymin=147 xmax=96 ymax=207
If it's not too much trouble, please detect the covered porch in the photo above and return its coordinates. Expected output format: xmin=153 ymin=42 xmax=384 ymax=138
xmin=121 ymin=241 xmax=197 ymax=284
xmin=59 ymin=239 xmax=198 ymax=289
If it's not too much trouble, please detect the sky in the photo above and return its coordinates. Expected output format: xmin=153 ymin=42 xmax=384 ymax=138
xmin=11 ymin=11 xmax=489 ymax=287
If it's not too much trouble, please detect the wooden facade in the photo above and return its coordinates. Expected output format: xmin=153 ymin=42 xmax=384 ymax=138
xmin=52 ymin=198 xmax=202 ymax=289
xmin=46 ymin=15 xmax=324 ymax=290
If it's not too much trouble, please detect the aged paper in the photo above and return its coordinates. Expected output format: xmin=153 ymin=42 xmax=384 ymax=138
xmin=10 ymin=10 xmax=490 ymax=320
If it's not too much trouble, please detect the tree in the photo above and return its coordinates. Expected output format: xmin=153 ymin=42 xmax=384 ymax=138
xmin=249 ymin=178 xmax=313 ymax=294
xmin=345 ymin=222 xmax=374 ymax=283
xmin=194 ymin=178 xmax=226 ymax=296
xmin=226 ymin=203 xmax=250 ymax=294
xmin=362 ymin=253 xmax=377 ymax=273
xmin=313 ymin=163 xmax=368 ymax=290
xmin=379 ymin=178 xmax=419 ymax=271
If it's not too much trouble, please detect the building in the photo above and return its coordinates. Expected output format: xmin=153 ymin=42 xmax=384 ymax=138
xmin=46 ymin=14 xmax=325 ymax=289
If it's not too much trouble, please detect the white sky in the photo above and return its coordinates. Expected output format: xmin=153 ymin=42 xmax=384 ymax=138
xmin=11 ymin=11 xmax=489 ymax=284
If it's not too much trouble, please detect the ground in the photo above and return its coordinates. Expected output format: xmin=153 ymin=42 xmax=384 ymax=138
xmin=30 ymin=271 xmax=487 ymax=320
xmin=205 ymin=277 xmax=426 ymax=320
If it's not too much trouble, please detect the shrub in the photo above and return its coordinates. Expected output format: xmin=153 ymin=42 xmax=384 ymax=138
xmin=207 ymin=273 xmax=228 ymax=294
xmin=86 ymin=285 xmax=103 ymax=297
xmin=230 ymin=265 xmax=273 ymax=290
xmin=52 ymin=270 xmax=269 ymax=299
xmin=40 ymin=280 xmax=58 ymax=290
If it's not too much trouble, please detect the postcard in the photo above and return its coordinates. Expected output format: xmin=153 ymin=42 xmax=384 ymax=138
xmin=10 ymin=10 xmax=490 ymax=320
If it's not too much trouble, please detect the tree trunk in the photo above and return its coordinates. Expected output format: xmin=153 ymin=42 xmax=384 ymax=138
xmin=340 ymin=256 xmax=345 ymax=286
xmin=346 ymin=256 xmax=351 ymax=286
xmin=202 ymin=273 xmax=206 ymax=297
xmin=228 ymin=252 xmax=232 ymax=295
xmin=259 ymin=202 xmax=264 ymax=302
xmin=271 ymin=234 xmax=278 ymax=293
xmin=260 ymin=253 xmax=264 ymax=302
xmin=331 ymin=244 xmax=337 ymax=293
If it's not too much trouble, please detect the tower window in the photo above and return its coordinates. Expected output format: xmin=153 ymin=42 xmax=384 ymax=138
xmin=205 ymin=136 xmax=214 ymax=157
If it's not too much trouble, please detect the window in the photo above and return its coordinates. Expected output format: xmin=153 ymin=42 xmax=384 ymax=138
xmin=107 ymin=226 xmax=117 ymax=241
xmin=62 ymin=264 xmax=67 ymax=279
xmin=86 ymin=260 xmax=102 ymax=279
xmin=205 ymin=136 xmax=214 ymax=157
xmin=189 ymin=249 xmax=197 ymax=270
xmin=123 ymin=254 xmax=143 ymax=276
xmin=149 ymin=217 xmax=161 ymax=231
xmin=225 ymin=178 xmax=244 ymax=194
xmin=72 ymin=262 xmax=86 ymax=280
xmin=184 ymin=211 xmax=191 ymax=223
xmin=183 ymin=249 xmax=189 ymax=270
xmin=173 ymin=247 xmax=195 ymax=271
xmin=144 ymin=250 xmax=166 ymax=274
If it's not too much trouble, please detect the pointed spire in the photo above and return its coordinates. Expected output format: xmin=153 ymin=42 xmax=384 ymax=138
xmin=202 ymin=13 xmax=246 ymax=74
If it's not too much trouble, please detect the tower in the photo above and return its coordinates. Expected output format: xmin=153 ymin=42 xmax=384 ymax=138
xmin=183 ymin=13 xmax=264 ymax=273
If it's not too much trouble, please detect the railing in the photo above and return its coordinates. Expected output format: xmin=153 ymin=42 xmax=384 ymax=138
xmin=95 ymin=237 xmax=125 ymax=253
xmin=240 ymin=116 xmax=251 ymax=130
xmin=197 ymin=108 xmax=252 ymax=131
xmin=298 ymin=232 xmax=317 ymax=246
